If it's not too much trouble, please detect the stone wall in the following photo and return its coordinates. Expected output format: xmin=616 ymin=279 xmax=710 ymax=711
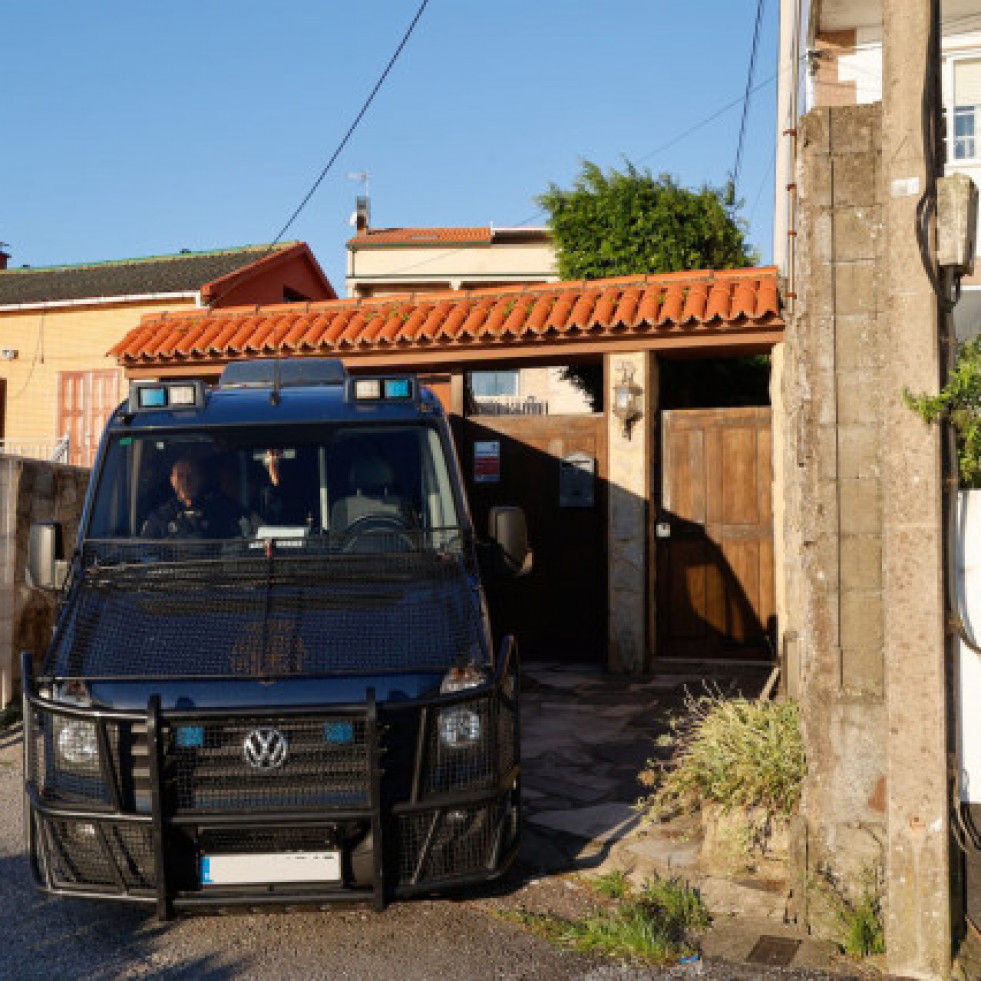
xmin=779 ymin=102 xmax=890 ymax=927
xmin=0 ymin=456 xmax=89 ymax=707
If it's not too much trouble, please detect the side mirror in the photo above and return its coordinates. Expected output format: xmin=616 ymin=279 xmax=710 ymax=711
xmin=488 ymin=506 xmax=533 ymax=577
xmin=27 ymin=522 xmax=67 ymax=591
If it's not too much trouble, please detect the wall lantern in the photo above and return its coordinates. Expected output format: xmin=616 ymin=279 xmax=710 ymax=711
xmin=612 ymin=361 xmax=642 ymax=439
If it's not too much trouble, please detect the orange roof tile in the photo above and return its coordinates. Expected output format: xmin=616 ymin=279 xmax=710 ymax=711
xmin=109 ymin=268 xmax=783 ymax=366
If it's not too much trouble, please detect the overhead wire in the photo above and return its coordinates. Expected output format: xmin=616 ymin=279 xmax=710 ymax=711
xmin=268 ymin=0 xmax=430 ymax=249
xmin=375 ymin=65 xmax=792 ymax=284
xmin=733 ymin=0 xmax=768 ymax=194
xmin=207 ymin=0 xmax=430 ymax=307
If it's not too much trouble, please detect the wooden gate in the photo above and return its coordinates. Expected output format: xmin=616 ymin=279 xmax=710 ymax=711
xmin=456 ymin=413 xmax=607 ymax=662
xmin=58 ymin=369 xmax=121 ymax=468
xmin=656 ymin=407 xmax=774 ymax=660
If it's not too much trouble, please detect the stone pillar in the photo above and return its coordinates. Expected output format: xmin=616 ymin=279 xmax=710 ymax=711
xmin=881 ymin=0 xmax=952 ymax=974
xmin=769 ymin=341 xmax=793 ymax=694
xmin=606 ymin=351 xmax=651 ymax=674
xmin=0 ymin=458 xmax=17 ymax=708
xmin=781 ymin=101 xmax=890 ymax=937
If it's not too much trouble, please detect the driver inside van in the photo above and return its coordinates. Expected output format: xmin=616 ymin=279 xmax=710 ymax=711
xmin=141 ymin=456 xmax=249 ymax=539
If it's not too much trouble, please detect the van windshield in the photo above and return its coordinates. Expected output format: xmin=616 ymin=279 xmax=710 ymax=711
xmin=87 ymin=423 xmax=461 ymax=549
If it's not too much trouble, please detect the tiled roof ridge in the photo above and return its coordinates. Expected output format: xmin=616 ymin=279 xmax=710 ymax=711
xmin=347 ymin=226 xmax=495 ymax=247
xmin=137 ymin=267 xmax=776 ymax=326
xmin=354 ymin=225 xmax=491 ymax=235
xmin=110 ymin=266 xmax=781 ymax=363
xmin=0 ymin=242 xmax=295 ymax=277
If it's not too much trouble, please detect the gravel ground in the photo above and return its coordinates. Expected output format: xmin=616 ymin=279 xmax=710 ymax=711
xmin=0 ymin=724 xmax=852 ymax=980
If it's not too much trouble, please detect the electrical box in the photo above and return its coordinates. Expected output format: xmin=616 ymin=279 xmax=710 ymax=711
xmin=937 ymin=172 xmax=979 ymax=275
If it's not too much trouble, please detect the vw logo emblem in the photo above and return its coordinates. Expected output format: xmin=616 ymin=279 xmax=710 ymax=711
xmin=243 ymin=727 xmax=289 ymax=770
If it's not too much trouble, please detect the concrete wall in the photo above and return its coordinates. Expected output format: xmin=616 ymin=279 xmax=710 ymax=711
xmin=779 ymin=102 xmax=890 ymax=924
xmin=0 ymin=456 xmax=88 ymax=708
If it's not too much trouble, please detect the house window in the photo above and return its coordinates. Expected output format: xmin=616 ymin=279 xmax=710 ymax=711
xmin=952 ymin=58 xmax=981 ymax=161
xmin=469 ymin=370 xmax=519 ymax=398
xmin=956 ymin=105 xmax=976 ymax=160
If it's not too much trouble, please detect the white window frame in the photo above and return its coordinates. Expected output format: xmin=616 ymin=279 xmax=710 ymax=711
xmin=945 ymin=52 xmax=981 ymax=165
xmin=469 ymin=370 xmax=520 ymax=398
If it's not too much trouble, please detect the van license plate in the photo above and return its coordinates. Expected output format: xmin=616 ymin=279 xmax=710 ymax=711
xmin=201 ymin=851 xmax=341 ymax=885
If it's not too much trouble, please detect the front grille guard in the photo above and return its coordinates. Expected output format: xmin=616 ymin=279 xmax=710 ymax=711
xmin=21 ymin=639 xmax=520 ymax=917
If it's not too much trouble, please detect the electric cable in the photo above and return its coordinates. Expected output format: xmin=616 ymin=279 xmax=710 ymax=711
xmin=376 ymin=66 xmax=790 ymax=284
xmin=908 ymin=0 xmax=981 ymax=853
xmin=208 ymin=0 xmax=430 ymax=307
xmin=269 ymin=0 xmax=429 ymax=248
xmin=733 ymin=0 xmax=767 ymax=194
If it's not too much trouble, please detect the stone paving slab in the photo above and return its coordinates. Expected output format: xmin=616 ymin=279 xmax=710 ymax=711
xmin=528 ymin=802 xmax=639 ymax=842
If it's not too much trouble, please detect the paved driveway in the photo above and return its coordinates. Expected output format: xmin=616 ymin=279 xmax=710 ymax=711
xmin=0 ymin=666 xmax=846 ymax=980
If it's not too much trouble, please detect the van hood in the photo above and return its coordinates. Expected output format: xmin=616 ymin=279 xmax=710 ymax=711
xmin=45 ymin=547 xmax=486 ymax=682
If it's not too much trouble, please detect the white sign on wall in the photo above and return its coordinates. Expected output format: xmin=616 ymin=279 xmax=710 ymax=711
xmin=474 ymin=441 xmax=501 ymax=483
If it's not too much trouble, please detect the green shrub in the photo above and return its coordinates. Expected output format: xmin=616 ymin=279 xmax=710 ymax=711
xmin=904 ymin=337 xmax=981 ymax=487
xmin=637 ymin=686 xmax=805 ymax=820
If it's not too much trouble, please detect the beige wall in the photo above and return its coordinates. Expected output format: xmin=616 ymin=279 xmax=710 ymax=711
xmin=0 ymin=297 xmax=196 ymax=450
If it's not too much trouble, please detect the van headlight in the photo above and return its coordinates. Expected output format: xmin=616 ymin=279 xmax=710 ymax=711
xmin=55 ymin=718 xmax=99 ymax=767
xmin=438 ymin=665 xmax=487 ymax=749
xmin=52 ymin=681 xmax=98 ymax=769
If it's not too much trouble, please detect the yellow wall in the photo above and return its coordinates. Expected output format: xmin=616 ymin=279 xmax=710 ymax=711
xmin=0 ymin=297 xmax=196 ymax=450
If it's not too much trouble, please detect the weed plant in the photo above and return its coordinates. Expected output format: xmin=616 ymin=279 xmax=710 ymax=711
xmin=818 ymin=865 xmax=885 ymax=958
xmin=500 ymin=874 xmax=709 ymax=965
xmin=591 ymin=869 xmax=629 ymax=900
xmin=637 ymin=685 xmax=805 ymax=820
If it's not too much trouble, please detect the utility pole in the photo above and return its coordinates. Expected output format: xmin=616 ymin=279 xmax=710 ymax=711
xmin=881 ymin=0 xmax=951 ymax=975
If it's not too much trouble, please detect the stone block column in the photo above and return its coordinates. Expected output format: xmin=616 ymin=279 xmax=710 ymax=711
xmin=606 ymin=351 xmax=653 ymax=673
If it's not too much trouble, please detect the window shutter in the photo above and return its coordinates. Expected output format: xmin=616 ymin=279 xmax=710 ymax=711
xmin=955 ymin=59 xmax=981 ymax=108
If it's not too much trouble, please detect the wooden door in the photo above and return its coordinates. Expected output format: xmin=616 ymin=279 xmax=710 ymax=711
xmin=456 ymin=413 xmax=607 ymax=662
xmin=58 ymin=370 xmax=121 ymax=467
xmin=657 ymin=408 xmax=774 ymax=660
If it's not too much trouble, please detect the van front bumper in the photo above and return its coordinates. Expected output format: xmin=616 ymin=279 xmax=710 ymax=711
xmin=21 ymin=645 xmax=520 ymax=918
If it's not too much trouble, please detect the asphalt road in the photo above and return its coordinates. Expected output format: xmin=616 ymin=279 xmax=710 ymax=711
xmin=0 ymin=724 xmax=847 ymax=980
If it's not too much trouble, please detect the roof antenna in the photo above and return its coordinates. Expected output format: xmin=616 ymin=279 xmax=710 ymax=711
xmin=347 ymin=171 xmax=371 ymax=232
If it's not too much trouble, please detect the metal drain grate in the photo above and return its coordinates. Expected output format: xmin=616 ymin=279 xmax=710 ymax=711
xmin=746 ymin=935 xmax=802 ymax=966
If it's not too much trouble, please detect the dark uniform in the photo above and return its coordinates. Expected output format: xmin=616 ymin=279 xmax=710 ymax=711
xmin=141 ymin=491 xmax=248 ymax=539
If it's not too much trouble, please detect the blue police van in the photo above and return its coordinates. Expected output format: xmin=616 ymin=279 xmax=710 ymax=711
xmin=22 ymin=358 xmax=530 ymax=917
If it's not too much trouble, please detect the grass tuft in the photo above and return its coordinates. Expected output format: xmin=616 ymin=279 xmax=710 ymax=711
xmin=818 ymin=865 xmax=885 ymax=958
xmin=590 ymin=869 xmax=629 ymax=900
xmin=637 ymin=685 xmax=805 ymax=821
xmin=501 ymin=874 xmax=709 ymax=965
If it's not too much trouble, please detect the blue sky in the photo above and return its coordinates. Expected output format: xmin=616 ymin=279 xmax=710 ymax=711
xmin=0 ymin=0 xmax=779 ymax=294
